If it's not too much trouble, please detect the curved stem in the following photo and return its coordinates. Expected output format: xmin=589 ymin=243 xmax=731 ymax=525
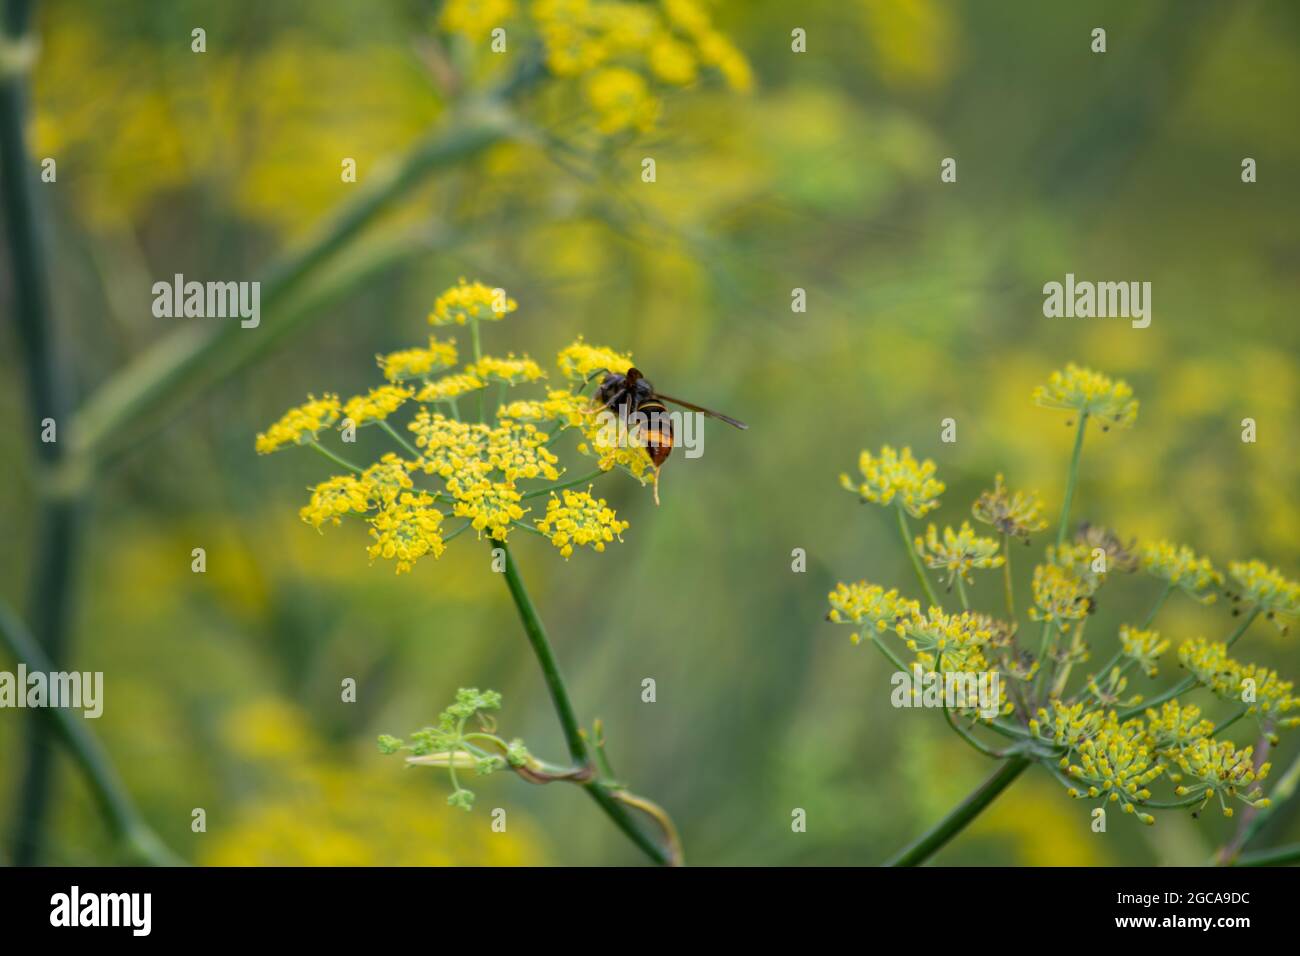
xmin=885 ymin=757 xmax=1030 ymax=866
xmin=522 ymin=468 xmax=605 ymax=500
xmin=1232 ymin=841 xmax=1300 ymax=867
xmin=495 ymin=539 xmax=675 ymax=865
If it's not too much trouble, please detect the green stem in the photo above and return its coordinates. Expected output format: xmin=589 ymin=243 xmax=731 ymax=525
xmin=1001 ymin=533 xmax=1016 ymax=619
xmin=885 ymin=757 xmax=1031 ymax=866
xmin=378 ymin=419 xmax=422 ymax=459
xmin=470 ymin=314 xmax=484 ymax=423
xmin=522 ymin=469 xmax=605 ymax=500
xmin=955 ymin=575 xmax=970 ymax=612
xmin=897 ymin=504 xmax=940 ymax=608
xmin=1232 ymin=842 xmax=1300 ymax=867
xmin=0 ymin=600 xmax=182 ymax=865
xmin=309 ymin=440 xmax=364 ymax=474
xmin=494 ymin=539 xmax=674 ymax=865
xmin=1056 ymin=413 xmax=1088 ymax=550
xmin=1 ymin=0 xmax=86 ymax=866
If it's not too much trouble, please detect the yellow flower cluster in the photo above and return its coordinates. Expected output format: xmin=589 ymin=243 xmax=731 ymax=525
xmin=300 ymin=475 xmax=372 ymax=529
xmin=1228 ymin=560 xmax=1300 ymax=632
xmin=467 ymin=353 xmax=546 ymax=385
xmin=377 ymin=338 xmax=458 ymax=383
xmin=1119 ymin=625 xmax=1168 ymax=677
xmin=1030 ymin=700 xmax=1104 ymax=750
xmin=259 ymin=281 xmax=644 ymax=571
xmin=255 ymin=393 xmax=341 ymax=454
xmin=1032 ymin=363 xmax=1138 ymax=429
xmin=839 ymin=445 xmax=945 ymax=518
xmin=1028 ymin=562 xmax=1094 ymax=632
xmin=971 ymin=473 xmax=1048 ymax=541
xmin=1144 ymin=701 xmax=1215 ymax=754
xmin=447 ymin=477 xmax=526 ymax=540
xmin=440 ymin=0 xmax=517 ymax=39
xmin=1141 ymin=540 xmax=1222 ymax=603
xmin=367 ymin=491 xmax=446 ymax=573
xmin=416 ymin=373 xmax=486 ymax=402
xmin=1171 ymin=738 xmax=1270 ymax=817
xmin=826 ymin=582 xmax=920 ymax=645
xmin=342 ymin=384 xmax=413 ymax=426
xmin=1061 ymin=717 xmax=1163 ymax=825
xmin=428 ymin=278 xmax=517 ymax=326
xmin=524 ymin=0 xmax=752 ymax=134
xmin=914 ymin=521 xmax=1003 ymax=586
xmin=535 ymin=487 xmax=629 ymax=557
xmin=498 ymin=388 xmax=590 ymax=427
xmin=556 ymin=336 xmax=633 ymax=381
xmin=1177 ymin=637 xmax=1300 ymax=728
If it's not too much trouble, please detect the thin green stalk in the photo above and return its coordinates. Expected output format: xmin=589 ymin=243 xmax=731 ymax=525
xmin=68 ymin=105 xmax=519 ymax=469
xmin=309 ymin=440 xmax=363 ymax=474
xmin=470 ymin=314 xmax=484 ymax=423
xmin=2 ymin=0 xmax=86 ymax=865
xmin=378 ymin=420 xmax=421 ymax=459
xmin=1056 ymin=413 xmax=1088 ymax=549
xmin=897 ymin=504 xmax=940 ymax=608
xmin=1232 ymin=842 xmax=1300 ymax=867
xmin=1076 ymin=583 xmax=1173 ymax=702
xmin=1035 ymin=413 xmax=1088 ymax=703
xmin=885 ymin=757 xmax=1030 ymax=866
xmin=0 ymin=600 xmax=182 ymax=865
xmin=1001 ymin=532 xmax=1016 ymax=619
xmin=1118 ymin=607 xmax=1261 ymax=720
xmin=494 ymin=539 xmax=675 ymax=865
xmin=522 ymin=468 xmax=605 ymax=500
xmin=955 ymin=575 xmax=970 ymax=612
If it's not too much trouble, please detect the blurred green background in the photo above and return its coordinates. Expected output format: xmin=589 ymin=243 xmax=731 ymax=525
xmin=2 ymin=0 xmax=1299 ymax=866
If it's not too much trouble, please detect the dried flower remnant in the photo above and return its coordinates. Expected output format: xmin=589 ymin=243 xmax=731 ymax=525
xmin=972 ymin=474 xmax=1048 ymax=542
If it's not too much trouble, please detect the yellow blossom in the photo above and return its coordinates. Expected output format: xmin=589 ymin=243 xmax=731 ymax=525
xmin=1032 ymin=363 xmax=1138 ymax=429
xmin=342 ymin=384 xmax=412 ymax=426
xmin=255 ymin=393 xmax=341 ymax=454
xmin=839 ymin=445 xmax=944 ymax=518
xmin=1141 ymin=540 xmax=1222 ymax=603
xmin=1172 ymin=738 xmax=1271 ymax=817
xmin=467 ymin=353 xmax=546 ymax=385
xmin=556 ymin=336 xmax=633 ymax=381
xmin=428 ymin=278 xmax=516 ymax=326
xmin=415 ymin=373 xmax=486 ymax=402
xmin=1144 ymin=701 xmax=1215 ymax=755
xmin=376 ymin=338 xmax=458 ymax=383
xmin=1119 ymin=625 xmax=1168 ymax=678
xmin=440 ymin=0 xmax=516 ymax=39
xmin=826 ymin=582 xmax=920 ymax=645
xmin=648 ymin=33 xmax=697 ymax=85
xmin=300 ymin=475 xmax=372 ymax=530
xmin=497 ymin=388 xmax=590 ymax=428
xmin=448 ymin=477 xmax=526 ymax=541
xmin=914 ymin=521 xmax=1003 ymax=586
xmin=1029 ymin=562 xmax=1093 ymax=631
xmin=361 ymin=453 xmax=416 ymax=505
xmin=535 ymin=487 xmax=628 ymax=558
xmin=1228 ymin=560 xmax=1300 ymax=633
xmin=585 ymin=67 xmax=659 ymax=135
xmin=367 ymin=491 xmax=446 ymax=574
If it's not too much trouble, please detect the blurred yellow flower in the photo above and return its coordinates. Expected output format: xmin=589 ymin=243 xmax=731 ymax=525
xmin=428 ymin=278 xmax=517 ymax=326
xmin=1033 ymin=363 xmax=1138 ymax=429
